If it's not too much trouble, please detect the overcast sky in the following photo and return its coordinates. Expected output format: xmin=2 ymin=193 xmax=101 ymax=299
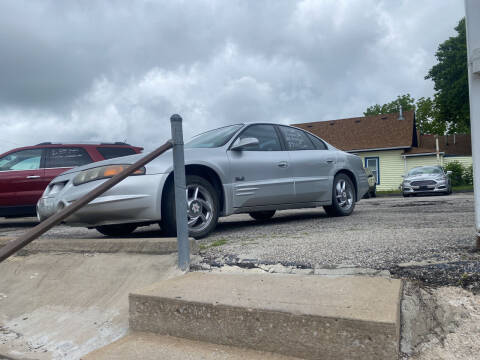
xmin=0 ymin=0 xmax=465 ymax=154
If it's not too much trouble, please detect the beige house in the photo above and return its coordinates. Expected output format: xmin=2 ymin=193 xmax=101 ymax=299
xmin=293 ymin=111 xmax=472 ymax=191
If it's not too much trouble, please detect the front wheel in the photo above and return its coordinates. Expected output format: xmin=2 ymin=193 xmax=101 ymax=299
xmin=249 ymin=210 xmax=276 ymax=221
xmin=160 ymin=175 xmax=219 ymax=239
xmin=323 ymin=173 xmax=356 ymax=217
xmin=96 ymin=223 xmax=138 ymax=237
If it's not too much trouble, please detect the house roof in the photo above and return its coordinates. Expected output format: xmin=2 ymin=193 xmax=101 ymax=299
xmin=418 ymin=133 xmax=471 ymax=156
xmin=292 ymin=110 xmax=416 ymax=151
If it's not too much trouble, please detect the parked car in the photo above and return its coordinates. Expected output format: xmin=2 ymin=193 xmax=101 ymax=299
xmin=363 ymin=168 xmax=377 ymax=198
xmin=401 ymin=165 xmax=452 ymax=197
xmin=0 ymin=142 xmax=143 ymax=217
xmin=37 ymin=123 xmax=369 ymax=238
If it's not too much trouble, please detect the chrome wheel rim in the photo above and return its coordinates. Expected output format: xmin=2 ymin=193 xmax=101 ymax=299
xmin=335 ymin=179 xmax=353 ymax=209
xmin=186 ymin=184 xmax=214 ymax=232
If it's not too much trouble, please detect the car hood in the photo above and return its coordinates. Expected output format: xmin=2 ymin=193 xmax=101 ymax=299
xmin=60 ymin=147 xmax=222 ymax=176
xmin=404 ymin=173 xmax=445 ymax=181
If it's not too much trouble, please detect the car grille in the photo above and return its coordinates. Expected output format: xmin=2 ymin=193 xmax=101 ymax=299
xmin=411 ymin=180 xmax=436 ymax=186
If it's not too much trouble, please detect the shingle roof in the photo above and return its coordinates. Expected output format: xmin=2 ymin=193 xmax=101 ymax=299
xmin=292 ymin=110 xmax=416 ymax=151
xmin=418 ymin=134 xmax=471 ymax=156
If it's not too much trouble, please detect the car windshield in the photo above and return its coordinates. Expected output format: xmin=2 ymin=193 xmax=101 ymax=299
xmin=185 ymin=124 xmax=243 ymax=148
xmin=407 ymin=166 xmax=443 ymax=176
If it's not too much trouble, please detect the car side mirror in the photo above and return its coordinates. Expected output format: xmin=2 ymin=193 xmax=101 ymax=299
xmin=231 ymin=137 xmax=259 ymax=151
xmin=401 ymin=175 xmax=405 ymax=178
xmin=446 ymin=171 xmax=452 ymax=175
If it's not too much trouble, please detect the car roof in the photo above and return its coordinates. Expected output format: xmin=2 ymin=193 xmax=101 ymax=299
xmin=0 ymin=143 xmax=143 ymax=156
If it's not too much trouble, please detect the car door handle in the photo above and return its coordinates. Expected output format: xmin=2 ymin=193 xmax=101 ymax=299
xmin=26 ymin=175 xmax=40 ymax=179
xmin=326 ymin=160 xmax=334 ymax=164
xmin=277 ymin=161 xmax=289 ymax=168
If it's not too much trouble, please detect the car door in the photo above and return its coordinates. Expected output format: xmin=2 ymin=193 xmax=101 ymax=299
xmin=0 ymin=148 xmax=45 ymax=207
xmin=227 ymin=124 xmax=294 ymax=209
xmin=278 ymin=126 xmax=336 ymax=203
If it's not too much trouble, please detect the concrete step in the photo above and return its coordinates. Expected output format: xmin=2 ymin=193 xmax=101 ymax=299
xmin=129 ymin=272 xmax=403 ymax=360
xmin=83 ymin=332 xmax=302 ymax=360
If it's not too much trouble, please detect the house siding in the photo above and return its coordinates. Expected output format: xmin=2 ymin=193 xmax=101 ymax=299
xmin=406 ymin=155 xmax=442 ymax=171
xmin=353 ymin=150 xmax=405 ymax=191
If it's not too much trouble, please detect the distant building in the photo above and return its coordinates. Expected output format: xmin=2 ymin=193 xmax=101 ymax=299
xmin=293 ymin=111 xmax=472 ymax=191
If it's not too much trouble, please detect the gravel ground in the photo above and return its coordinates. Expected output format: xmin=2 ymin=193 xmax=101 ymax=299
xmin=196 ymin=193 xmax=480 ymax=292
xmin=1 ymin=193 xmax=479 ymax=292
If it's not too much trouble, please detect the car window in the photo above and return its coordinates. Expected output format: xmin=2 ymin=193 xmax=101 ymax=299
xmin=279 ymin=126 xmax=315 ymax=150
xmin=233 ymin=124 xmax=282 ymax=151
xmin=407 ymin=166 xmax=443 ymax=176
xmin=0 ymin=149 xmax=43 ymax=171
xmin=97 ymin=147 xmax=137 ymax=159
xmin=306 ymin=133 xmax=328 ymax=150
xmin=45 ymin=147 xmax=92 ymax=168
xmin=186 ymin=124 xmax=243 ymax=148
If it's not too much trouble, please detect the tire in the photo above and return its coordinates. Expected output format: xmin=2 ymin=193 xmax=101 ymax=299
xmin=403 ymin=193 xmax=410 ymax=197
xmin=323 ymin=173 xmax=356 ymax=217
xmin=160 ymin=175 xmax=219 ymax=239
xmin=249 ymin=210 xmax=276 ymax=221
xmin=371 ymin=185 xmax=377 ymax=198
xmin=363 ymin=190 xmax=370 ymax=199
xmin=96 ymin=223 xmax=138 ymax=237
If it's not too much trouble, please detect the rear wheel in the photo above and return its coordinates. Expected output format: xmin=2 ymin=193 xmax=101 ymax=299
xmin=160 ymin=175 xmax=219 ymax=239
xmin=249 ymin=210 xmax=276 ymax=221
xmin=370 ymin=185 xmax=377 ymax=198
xmin=96 ymin=223 xmax=138 ymax=237
xmin=323 ymin=173 xmax=356 ymax=217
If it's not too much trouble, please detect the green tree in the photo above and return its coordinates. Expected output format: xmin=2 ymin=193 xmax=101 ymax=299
xmin=364 ymin=94 xmax=415 ymax=116
xmin=415 ymin=97 xmax=446 ymax=135
xmin=425 ymin=18 xmax=470 ymax=133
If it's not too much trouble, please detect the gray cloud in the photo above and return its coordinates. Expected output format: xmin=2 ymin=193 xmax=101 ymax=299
xmin=0 ymin=0 xmax=465 ymax=153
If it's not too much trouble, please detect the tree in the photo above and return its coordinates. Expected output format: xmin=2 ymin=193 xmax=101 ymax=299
xmin=364 ymin=94 xmax=415 ymax=116
xmin=415 ymin=97 xmax=446 ymax=135
xmin=363 ymin=94 xmax=446 ymax=135
xmin=425 ymin=18 xmax=470 ymax=133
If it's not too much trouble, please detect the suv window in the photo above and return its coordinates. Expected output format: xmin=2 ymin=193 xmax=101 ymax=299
xmin=0 ymin=149 xmax=43 ymax=171
xmin=96 ymin=147 xmax=137 ymax=159
xmin=279 ymin=126 xmax=315 ymax=150
xmin=45 ymin=147 xmax=92 ymax=168
xmin=234 ymin=125 xmax=282 ymax=151
xmin=307 ymin=133 xmax=327 ymax=150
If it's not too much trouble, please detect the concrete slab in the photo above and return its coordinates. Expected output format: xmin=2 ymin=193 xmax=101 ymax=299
xmin=0 ymin=253 xmax=184 ymax=360
xmin=84 ymin=332 xmax=302 ymax=360
xmin=130 ymin=272 xmax=403 ymax=360
xmin=0 ymin=237 xmax=198 ymax=255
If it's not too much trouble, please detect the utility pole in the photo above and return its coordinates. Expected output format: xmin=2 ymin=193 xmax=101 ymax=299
xmin=465 ymin=0 xmax=480 ymax=249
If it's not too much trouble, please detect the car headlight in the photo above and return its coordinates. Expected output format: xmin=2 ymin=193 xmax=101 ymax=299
xmin=437 ymin=180 xmax=446 ymax=185
xmin=73 ymin=165 xmax=146 ymax=186
xmin=403 ymin=180 xmax=410 ymax=186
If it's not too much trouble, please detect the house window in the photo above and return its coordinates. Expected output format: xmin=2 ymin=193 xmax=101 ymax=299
xmin=365 ymin=157 xmax=380 ymax=184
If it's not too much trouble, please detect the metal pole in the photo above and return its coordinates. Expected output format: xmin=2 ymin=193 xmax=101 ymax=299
xmin=0 ymin=140 xmax=173 ymax=263
xmin=170 ymin=114 xmax=190 ymax=270
xmin=465 ymin=0 xmax=480 ymax=249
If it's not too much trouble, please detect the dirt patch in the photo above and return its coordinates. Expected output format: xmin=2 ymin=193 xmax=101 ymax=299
xmin=401 ymin=282 xmax=480 ymax=359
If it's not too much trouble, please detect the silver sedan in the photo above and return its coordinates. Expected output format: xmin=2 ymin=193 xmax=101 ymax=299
xmin=37 ymin=123 xmax=369 ymax=238
xmin=401 ymin=165 xmax=452 ymax=197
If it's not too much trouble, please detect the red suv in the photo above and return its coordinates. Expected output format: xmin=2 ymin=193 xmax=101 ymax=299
xmin=0 ymin=142 xmax=143 ymax=218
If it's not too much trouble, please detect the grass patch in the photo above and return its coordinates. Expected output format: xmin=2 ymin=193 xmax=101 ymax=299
xmin=211 ymin=239 xmax=228 ymax=247
xmin=452 ymin=185 xmax=474 ymax=192
xmin=376 ymin=190 xmax=402 ymax=195
xmin=199 ymin=238 xmax=228 ymax=250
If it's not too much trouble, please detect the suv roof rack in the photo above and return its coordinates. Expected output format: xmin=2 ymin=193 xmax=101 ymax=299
xmin=35 ymin=141 xmax=132 ymax=146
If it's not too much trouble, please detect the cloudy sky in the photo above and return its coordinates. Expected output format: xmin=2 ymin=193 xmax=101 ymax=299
xmin=0 ymin=0 xmax=465 ymax=154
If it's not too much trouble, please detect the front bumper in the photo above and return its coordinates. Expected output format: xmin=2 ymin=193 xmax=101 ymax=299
xmin=402 ymin=183 xmax=449 ymax=194
xmin=37 ymin=173 xmax=168 ymax=227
